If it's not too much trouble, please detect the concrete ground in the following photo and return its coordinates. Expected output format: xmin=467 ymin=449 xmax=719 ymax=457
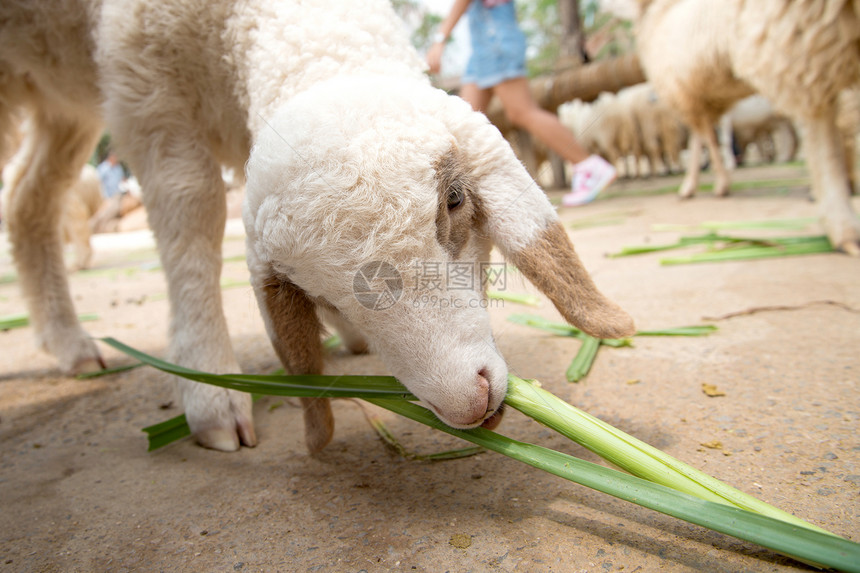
xmin=0 ymin=163 xmax=857 ymax=572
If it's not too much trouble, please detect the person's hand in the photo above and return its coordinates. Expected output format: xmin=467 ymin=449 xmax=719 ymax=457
xmin=426 ymin=41 xmax=445 ymax=75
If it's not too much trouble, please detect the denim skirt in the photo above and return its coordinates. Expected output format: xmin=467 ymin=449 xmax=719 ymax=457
xmin=462 ymin=1 xmax=527 ymax=89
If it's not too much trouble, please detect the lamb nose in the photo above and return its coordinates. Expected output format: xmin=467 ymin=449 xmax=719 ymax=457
xmin=464 ymin=370 xmax=491 ymax=425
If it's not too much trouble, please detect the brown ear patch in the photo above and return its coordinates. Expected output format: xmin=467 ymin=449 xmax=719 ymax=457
xmin=434 ymin=148 xmax=486 ymax=258
xmin=509 ymin=221 xmax=635 ymax=339
xmin=262 ymin=275 xmax=333 ymax=453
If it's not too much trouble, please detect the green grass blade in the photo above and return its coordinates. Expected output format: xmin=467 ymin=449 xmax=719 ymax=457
xmin=365 ymin=398 xmax=859 ymax=572
xmin=365 ymin=413 xmax=484 ymax=461
xmin=0 ymin=313 xmax=31 ymax=330
xmin=565 ymin=335 xmax=601 ymax=382
xmin=636 ymin=325 xmax=718 ymax=336
xmin=487 ymin=291 xmax=542 ymax=306
xmin=323 ymin=334 xmax=343 ymax=350
xmin=99 ymin=337 xmax=415 ymax=400
xmin=608 ymin=233 xmax=721 ymax=257
xmin=1 ymin=312 xmax=98 ymax=331
xmin=75 ymin=362 xmax=145 ymax=379
xmin=509 ymin=314 xmax=715 ymax=340
xmin=504 ymin=376 xmax=831 ymax=535
xmin=142 ymin=414 xmax=191 ymax=452
xmin=660 ymin=236 xmax=834 ymax=265
xmin=142 ymin=412 xmax=188 ymax=438
xmin=507 ymin=313 xmax=584 ymax=338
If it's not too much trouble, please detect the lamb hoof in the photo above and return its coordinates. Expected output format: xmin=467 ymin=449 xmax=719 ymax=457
xmin=196 ymin=427 xmax=241 ymax=452
xmin=678 ymin=182 xmax=696 ymax=199
xmin=69 ymin=354 xmax=107 ymax=376
xmin=839 ymin=240 xmax=860 ymax=257
xmin=236 ymin=416 xmax=258 ymax=447
xmin=825 ymin=218 xmax=860 ymax=256
xmin=302 ymin=397 xmax=334 ymax=454
xmin=194 ymin=416 xmax=257 ymax=451
xmin=181 ymin=382 xmax=256 ymax=451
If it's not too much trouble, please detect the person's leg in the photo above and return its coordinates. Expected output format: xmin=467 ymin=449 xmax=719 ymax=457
xmin=459 ymin=83 xmax=493 ymax=113
xmin=494 ymin=77 xmax=615 ymax=205
xmin=493 ymin=77 xmax=589 ymax=164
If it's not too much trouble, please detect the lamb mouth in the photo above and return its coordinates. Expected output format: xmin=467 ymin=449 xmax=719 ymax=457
xmin=425 ymin=401 xmax=505 ymax=430
xmin=480 ymin=404 xmax=504 ymax=430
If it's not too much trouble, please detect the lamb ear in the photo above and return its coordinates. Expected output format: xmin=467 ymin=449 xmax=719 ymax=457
xmin=506 ymin=220 xmax=636 ymax=339
xmin=445 ymin=101 xmax=634 ymax=338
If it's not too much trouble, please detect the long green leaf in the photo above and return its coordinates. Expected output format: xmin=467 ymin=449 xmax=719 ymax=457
xmin=100 ymin=337 xmax=415 ymax=400
xmin=610 ymin=231 xmax=834 ymax=263
xmin=660 ymin=236 xmax=834 ymax=265
xmin=508 ymin=313 xmax=715 ymax=339
xmin=504 ymin=376 xmax=830 ymax=534
xmin=75 ymin=362 xmax=145 ymax=379
xmin=100 ymin=338 xmax=860 ymax=570
xmin=365 ymin=398 xmax=859 ymax=572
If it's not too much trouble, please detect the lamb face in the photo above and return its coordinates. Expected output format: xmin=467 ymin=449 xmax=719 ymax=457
xmin=244 ymin=77 xmax=634 ymax=429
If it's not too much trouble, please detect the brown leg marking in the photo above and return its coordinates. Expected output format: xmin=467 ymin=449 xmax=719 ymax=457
xmin=263 ymin=277 xmax=334 ymax=454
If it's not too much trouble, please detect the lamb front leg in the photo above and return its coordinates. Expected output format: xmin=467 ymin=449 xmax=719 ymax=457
xmin=679 ymin=131 xmax=703 ymax=199
xmin=135 ymin=139 xmax=255 ymax=452
xmin=803 ymin=112 xmax=860 ymax=255
xmin=5 ymin=113 xmax=105 ymax=374
xmin=255 ymin=276 xmax=333 ymax=454
xmin=703 ymin=123 xmax=732 ymax=197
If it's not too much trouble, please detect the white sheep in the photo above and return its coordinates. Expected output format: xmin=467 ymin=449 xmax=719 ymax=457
xmin=837 ymin=88 xmax=859 ymax=191
xmin=635 ymin=0 xmax=860 ymax=254
xmin=728 ymin=95 xmax=798 ymax=165
xmin=559 ymin=92 xmax=641 ymax=177
xmin=616 ymin=83 xmax=686 ymax=176
xmin=0 ymin=0 xmax=634 ymax=452
xmin=2 ymin=125 xmax=102 ymax=271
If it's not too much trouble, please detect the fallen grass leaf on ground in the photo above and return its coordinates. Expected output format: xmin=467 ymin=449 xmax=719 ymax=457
xmin=507 ymin=313 xmax=716 ymax=382
xmin=609 ymin=232 xmax=834 ymax=264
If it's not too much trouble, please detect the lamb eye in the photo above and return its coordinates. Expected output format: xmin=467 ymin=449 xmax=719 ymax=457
xmin=447 ymin=186 xmax=464 ymax=209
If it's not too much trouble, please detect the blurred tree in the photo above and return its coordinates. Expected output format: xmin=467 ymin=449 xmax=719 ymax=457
xmin=391 ymin=0 xmax=442 ymax=53
xmin=558 ymin=0 xmax=587 ymax=64
xmin=516 ymin=0 xmax=562 ymax=77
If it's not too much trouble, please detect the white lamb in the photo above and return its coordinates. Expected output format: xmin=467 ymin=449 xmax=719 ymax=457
xmin=616 ymin=83 xmax=686 ymax=176
xmin=0 ymin=0 xmax=634 ymax=452
xmin=2 ymin=128 xmax=102 ymax=271
xmin=559 ymin=93 xmax=641 ymax=177
xmin=636 ymin=0 xmax=860 ymax=254
xmin=728 ymin=95 xmax=798 ymax=165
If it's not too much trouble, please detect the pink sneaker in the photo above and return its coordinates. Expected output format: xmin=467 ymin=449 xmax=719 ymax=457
xmin=562 ymin=155 xmax=617 ymax=207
